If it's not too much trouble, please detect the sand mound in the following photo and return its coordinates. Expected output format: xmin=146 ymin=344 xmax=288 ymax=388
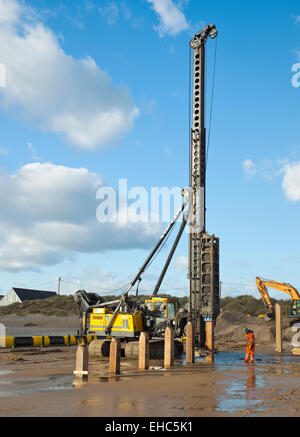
xmin=215 ymin=311 xmax=275 ymax=344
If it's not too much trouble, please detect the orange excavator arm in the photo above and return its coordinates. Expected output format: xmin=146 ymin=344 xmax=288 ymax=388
xmin=256 ymin=277 xmax=273 ymax=315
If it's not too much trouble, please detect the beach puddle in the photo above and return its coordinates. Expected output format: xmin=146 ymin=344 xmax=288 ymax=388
xmin=208 ymin=351 xmax=300 ymax=414
xmin=215 ymin=373 xmax=265 ymax=413
xmin=0 ymin=374 xmax=74 ymax=397
xmin=0 ymin=370 xmax=13 ymax=376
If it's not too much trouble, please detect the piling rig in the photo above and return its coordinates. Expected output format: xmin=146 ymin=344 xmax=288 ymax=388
xmin=188 ymin=24 xmax=220 ymax=348
xmin=74 ymin=198 xmax=189 ymax=339
xmin=74 ymin=25 xmax=220 ymax=348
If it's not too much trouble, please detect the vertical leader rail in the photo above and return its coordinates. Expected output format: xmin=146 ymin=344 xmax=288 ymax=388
xmin=188 ymin=25 xmax=220 ymax=347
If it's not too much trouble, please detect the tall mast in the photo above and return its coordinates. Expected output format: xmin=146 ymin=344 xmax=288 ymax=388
xmin=188 ymin=25 xmax=220 ymax=347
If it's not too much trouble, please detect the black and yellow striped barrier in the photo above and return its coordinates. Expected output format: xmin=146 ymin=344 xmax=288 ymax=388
xmin=0 ymin=335 xmax=97 ymax=348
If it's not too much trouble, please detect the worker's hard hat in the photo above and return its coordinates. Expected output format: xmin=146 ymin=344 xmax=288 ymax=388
xmin=243 ymin=328 xmax=248 ymax=332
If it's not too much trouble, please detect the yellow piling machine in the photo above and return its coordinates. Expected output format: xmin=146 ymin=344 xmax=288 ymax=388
xmin=74 ymin=25 xmax=221 ymax=352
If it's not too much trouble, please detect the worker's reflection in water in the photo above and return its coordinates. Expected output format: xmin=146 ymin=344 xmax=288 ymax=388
xmin=246 ymin=367 xmax=256 ymax=390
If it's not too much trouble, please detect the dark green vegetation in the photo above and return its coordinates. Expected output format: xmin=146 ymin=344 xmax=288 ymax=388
xmin=221 ymin=295 xmax=287 ymax=316
xmin=0 ymin=295 xmax=78 ymax=317
xmin=0 ymin=293 xmax=288 ymax=317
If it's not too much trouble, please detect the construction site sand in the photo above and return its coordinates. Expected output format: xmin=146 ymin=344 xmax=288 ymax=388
xmin=1 ymin=346 xmax=300 ymax=417
xmin=0 ymin=311 xmax=300 ymax=417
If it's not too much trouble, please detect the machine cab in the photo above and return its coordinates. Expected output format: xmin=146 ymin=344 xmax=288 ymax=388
xmin=145 ymin=297 xmax=177 ymax=320
xmin=287 ymin=299 xmax=300 ymax=318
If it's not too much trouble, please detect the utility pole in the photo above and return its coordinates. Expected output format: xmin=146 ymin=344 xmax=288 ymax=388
xmin=58 ymin=277 xmax=61 ymax=295
xmin=188 ymin=25 xmax=220 ymax=349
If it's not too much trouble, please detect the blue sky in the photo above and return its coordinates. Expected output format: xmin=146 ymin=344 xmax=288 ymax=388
xmin=0 ymin=0 xmax=300 ymax=301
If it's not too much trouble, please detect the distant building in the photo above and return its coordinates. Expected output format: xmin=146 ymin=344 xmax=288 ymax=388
xmin=0 ymin=288 xmax=57 ymax=307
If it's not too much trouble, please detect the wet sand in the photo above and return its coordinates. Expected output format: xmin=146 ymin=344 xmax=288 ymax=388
xmin=0 ymin=313 xmax=299 ymax=417
xmin=1 ymin=346 xmax=300 ymax=417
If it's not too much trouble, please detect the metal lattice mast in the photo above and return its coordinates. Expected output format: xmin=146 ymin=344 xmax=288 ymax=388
xmin=188 ymin=25 xmax=220 ymax=347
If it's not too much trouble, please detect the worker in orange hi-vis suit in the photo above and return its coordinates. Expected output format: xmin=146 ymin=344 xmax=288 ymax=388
xmin=243 ymin=328 xmax=255 ymax=364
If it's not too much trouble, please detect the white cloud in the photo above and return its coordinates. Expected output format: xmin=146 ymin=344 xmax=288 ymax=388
xmin=0 ymin=0 xmax=139 ymax=150
xmin=242 ymin=159 xmax=257 ymax=176
xmin=220 ymin=282 xmax=257 ymax=298
xmin=99 ymin=1 xmax=119 ymax=26
xmin=175 ymin=255 xmax=188 ymax=272
xmin=242 ymin=157 xmax=289 ymax=181
xmin=292 ymin=14 xmax=300 ymax=24
xmin=98 ymin=2 xmax=142 ymax=28
xmin=63 ymin=266 xmax=130 ymax=295
xmin=242 ymin=156 xmax=300 ymax=203
xmin=146 ymin=0 xmax=189 ymax=37
xmin=282 ymin=161 xmax=300 ymax=202
xmin=58 ymin=264 xmax=188 ymax=297
xmin=0 ymin=162 xmax=161 ymax=272
xmin=0 ymin=0 xmax=21 ymax=24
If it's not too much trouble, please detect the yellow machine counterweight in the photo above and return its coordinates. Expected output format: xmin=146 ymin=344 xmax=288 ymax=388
xmin=89 ymin=308 xmax=143 ymax=338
